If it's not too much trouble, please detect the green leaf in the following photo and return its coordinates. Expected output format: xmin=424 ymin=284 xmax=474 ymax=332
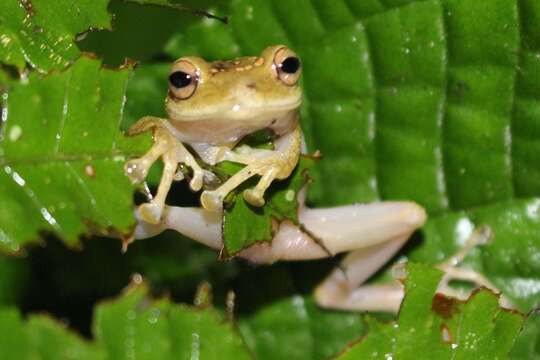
xmin=77 ymin=0 xmax=227 ymax=67
xmin=136 ymin=0 xmax=540 ymax=315
xmin=221 ymin=156 xmax=315 ymax=256
xmin=0 ymin=0 xmax=111 ymax=72
xmin=0 ymin=283 xmax=251 ymax=359
xmin=85 ymin=0 xmax=540 ymax=354
xmin=235 ymin=265 xmax=367 ymax=360
xmin=0 ymin=56 xmax=150 ymax=251
xmin=510 ymin=309 xmax=540 ymax=360
xmin=337 ymin=263 xmax=524 ymax=359
xmin=0 ymin=307 xmax=102 ymax=360
xmin=2 ymin=0 xmax=538 ymax=357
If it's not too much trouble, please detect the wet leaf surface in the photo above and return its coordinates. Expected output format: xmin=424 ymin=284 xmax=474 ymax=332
xmin=0 ymin=57 xmax=150 ymax=251
xmin=0 ymin=283 xmax=251 ymax=360
xmin=337 ymin=263 xmax=524 ymax=360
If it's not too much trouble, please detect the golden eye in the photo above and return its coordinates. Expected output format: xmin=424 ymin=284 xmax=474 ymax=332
xmin=168 ymin=60 xmax=198 ymax=100
xmin=273 ymin=47 xmax=301 ymax=86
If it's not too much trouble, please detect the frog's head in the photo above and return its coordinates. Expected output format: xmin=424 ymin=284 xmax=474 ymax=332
xmin=165 ymin=45 xmax=302 ymax=123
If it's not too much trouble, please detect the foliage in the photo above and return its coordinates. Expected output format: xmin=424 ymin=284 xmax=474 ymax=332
xmin=0 ymin=57 xmax=149 ymax=251
xmin=338 ymin=263 xmax=523 ymax=359
xmin=0 ymin=283 xmax=251 ymax=359
xmin=1 ymin=0 xmax=539 ymax=358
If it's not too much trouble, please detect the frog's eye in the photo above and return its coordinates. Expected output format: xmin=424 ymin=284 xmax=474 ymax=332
xmin=274 ymin=47 xmax=301 ymax=86
xmin=168 ymin=60 xmax=198 ymax=100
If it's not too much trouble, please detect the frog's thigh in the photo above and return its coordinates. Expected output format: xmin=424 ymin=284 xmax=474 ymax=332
xmin=301 ymin=201 xmax=426 ymax=254
xmin=239 ymin=202 xmax=426 ymax=263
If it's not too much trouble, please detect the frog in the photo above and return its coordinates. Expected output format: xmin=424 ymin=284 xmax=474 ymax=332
xmin=128 ymin=45 xmax=510 ymax=312
xmin=125 ymin=45 xmax=302 ymax=224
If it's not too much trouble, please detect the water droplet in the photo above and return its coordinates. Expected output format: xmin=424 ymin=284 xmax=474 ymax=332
xmin=0 ymin=35 xmax=11 ymax=47
xmin=84 ymin=164 xmax=95 ymax=177
xmin=8 ymin=125 xmax=22 ymax=141
xmin=126 ymin=310 xmax=136 ymax=320
xmin=245 ymin=5 xmax=254 ymax=20
xmin=148 ymin=308 xmax=160 ymax=324
xmin=40 ymin=207 xmax=58 ymax=226
xmin=441 ymin=324 xmax=452 ymax=343
xmin=285 ymin=190 xmax=295 ymax=202
xmin=392 ymin=262 xmax=407 ymax=281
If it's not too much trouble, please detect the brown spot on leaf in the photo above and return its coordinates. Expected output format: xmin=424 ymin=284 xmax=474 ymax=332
xmin=432 ymin=293 xmax=460 ymax=319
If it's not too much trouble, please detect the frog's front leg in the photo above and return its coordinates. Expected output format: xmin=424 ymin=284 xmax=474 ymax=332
xmin=125 ymin=116 xmax=205 ymax=224
xmin=200 ymin=124 xmax=302 ymax=212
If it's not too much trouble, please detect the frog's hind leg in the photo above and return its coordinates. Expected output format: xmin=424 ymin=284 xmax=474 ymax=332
xmin=314 ymin=224 xmax=511 ymax=313
xmin=314 ymin=236 xmax=411 ymax=313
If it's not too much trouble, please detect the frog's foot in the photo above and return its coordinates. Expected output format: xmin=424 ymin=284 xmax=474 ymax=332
xmin=200 ymin=190 xmax=224 ymax=212
xmin=243 ymin=188 xmax=265 ymax=207
xmin=124 ymin=126 xmax=171 ymax=184
xmin=199 ymin=158 xmax=289 ymax=211
xmin=188 ymin=162 xmax=204 ymax=192
xmin=199 ymin=165 xmax=257 ymax=212
xmin=138 ymin=202 xmax=163 ymax=225
xmin=125 ymin=158 xmax=150 ymax=183
xmin=243 ymin=165 xmax=281 ymax=207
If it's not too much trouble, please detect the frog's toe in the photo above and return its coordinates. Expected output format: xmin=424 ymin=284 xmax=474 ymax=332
xmin=124 ymin=159 xmax=148 ymax=183
xmin=138 ymin=202 xmax=162 ymax=225
xmin=200 ymin=190 xmax=223 ymax=212
xmin=243 ymin=188 xmax=265 ymax=207
xmin=189 ymin=171 xmax=204 ymax=191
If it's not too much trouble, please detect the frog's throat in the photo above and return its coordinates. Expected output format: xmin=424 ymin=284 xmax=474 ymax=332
xmin=166 ymin=108 xmax=299 ymax=145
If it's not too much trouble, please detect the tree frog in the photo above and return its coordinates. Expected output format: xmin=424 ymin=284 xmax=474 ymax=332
xmin=128 ymin=45 xmax=509 ymax=312
xmin=125 ymin=45 xmax=302 ymax=224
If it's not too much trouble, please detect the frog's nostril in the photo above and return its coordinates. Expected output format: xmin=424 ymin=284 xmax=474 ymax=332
xmin=246 ymin=82 xmax=257 ymax=90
